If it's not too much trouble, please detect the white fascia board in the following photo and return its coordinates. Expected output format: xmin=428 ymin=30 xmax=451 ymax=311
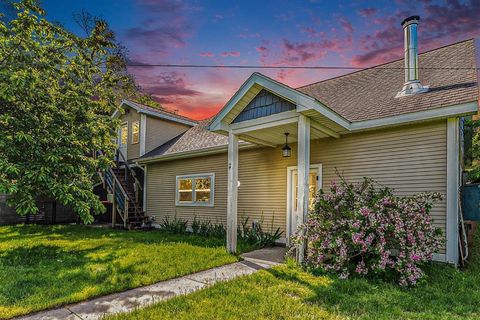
xmin=121 ymin=100 xmax=197 ymax=127
xmin=136 ymin=143 xmax=256 ymax=164
xmin=349 ymin=101 xmax=478 ymax=132
xmin=230 ymin=110 xmax=298 ymax=133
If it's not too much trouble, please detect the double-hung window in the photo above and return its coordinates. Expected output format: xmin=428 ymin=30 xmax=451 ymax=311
xmin=131 ymin=120 xmax=140 ymax=144
xmin=176 ymin=173 xmax=214 ymax=206
xmin=120 ymin=122 xmax=128 ymax=146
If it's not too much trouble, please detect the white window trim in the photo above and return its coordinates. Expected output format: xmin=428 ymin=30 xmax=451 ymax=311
xmin=131 ymin=120 xmax=140 ymax=144
xmin=175 ymin=173 xmax=215 ymax=207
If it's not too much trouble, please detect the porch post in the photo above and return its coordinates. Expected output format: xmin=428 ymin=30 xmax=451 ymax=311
xmin=446 ymin=118 xmax=460 ymax=264
xmin=227 ymin=131 xmax=239 ymax=253
xmin=296 ymin=114 xmax=310 ymax=263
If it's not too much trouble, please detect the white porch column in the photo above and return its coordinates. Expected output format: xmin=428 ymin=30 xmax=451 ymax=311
xmin=296 ymin=114 xmax=310 ymax=263
xmin=446 ymin=118 xmax=460 ymax=264
xmin=227 ymin=131 xmax=239 ymax=253
xmin=140 ymin=114 xmax=147 ymax=156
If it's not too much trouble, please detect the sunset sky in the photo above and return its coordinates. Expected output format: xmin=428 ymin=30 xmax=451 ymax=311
xmin=40 ymin=0 xmax=480 ymax=120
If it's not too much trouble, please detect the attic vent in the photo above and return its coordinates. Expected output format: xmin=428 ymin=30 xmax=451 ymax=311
xmin=396 ymin=16 xmax=429 ymax=98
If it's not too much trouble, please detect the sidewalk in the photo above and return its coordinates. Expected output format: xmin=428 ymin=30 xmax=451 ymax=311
xmin=17 ymin=246 xmax=286 ymax=320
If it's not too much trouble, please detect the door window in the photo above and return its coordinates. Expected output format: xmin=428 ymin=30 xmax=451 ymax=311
xmin=293 ymin=171 xmax=318 ymax=211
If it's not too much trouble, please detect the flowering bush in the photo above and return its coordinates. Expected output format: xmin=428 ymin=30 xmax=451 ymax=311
xmin=291 ymin=177 xmax=444 ymax=286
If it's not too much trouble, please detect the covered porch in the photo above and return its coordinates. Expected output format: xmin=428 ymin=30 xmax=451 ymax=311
xmin=208 ymin=73 xmax=350 ymax=258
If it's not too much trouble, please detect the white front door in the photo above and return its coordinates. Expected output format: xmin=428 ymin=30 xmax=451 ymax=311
xmin=287 ymin=164 xmax=322 ymax=243
xmin=118 ymin=122 xmax=128 ymax=160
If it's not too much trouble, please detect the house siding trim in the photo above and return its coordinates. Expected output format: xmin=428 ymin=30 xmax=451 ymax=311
xmin=143 ymin=164 xmax=148 ymax=212
xmin=446 ymin=117 xmax=460 ymax=264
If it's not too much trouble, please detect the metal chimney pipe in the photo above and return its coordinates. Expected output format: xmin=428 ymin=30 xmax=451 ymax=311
xmin=396 ymin=15 xmax=428 ymax=97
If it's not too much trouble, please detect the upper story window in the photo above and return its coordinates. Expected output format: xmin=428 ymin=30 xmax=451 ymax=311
xmin=120 ymin=122 xmax=128 ymax=146
xmin=176 ymin=173 xmax=214 ymax=206
xmin=131 ymin=120 xmax=140 ymax=144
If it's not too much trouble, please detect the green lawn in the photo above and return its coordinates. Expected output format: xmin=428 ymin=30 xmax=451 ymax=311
xmin=109 ymin=234 xmax=480 ymax=320
xmin=0 ymin=224 xmax=250 ymax=319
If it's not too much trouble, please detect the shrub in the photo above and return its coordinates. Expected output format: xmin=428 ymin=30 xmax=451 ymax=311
xmin=239 ymin=216 xmax=283 ymax=247
xmin=291 ymin=177 xmax=444 ymax=286
xmin=160 ymin=214 xmax=282 ymax=248
xmin=191 ymin=216 xmax=226 ymax=238
xmin=159 ymin=215 xmax=188 ymax=234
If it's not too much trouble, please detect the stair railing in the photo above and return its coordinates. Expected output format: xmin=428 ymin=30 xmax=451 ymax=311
xmin=115 ymin=149 xmax=144 ymax=217
xmin=103 ymin=168 xmax=130 ymax=228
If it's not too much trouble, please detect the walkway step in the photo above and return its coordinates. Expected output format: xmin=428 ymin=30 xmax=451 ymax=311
xmin=16 ymin=247 xmax=286 ymax=320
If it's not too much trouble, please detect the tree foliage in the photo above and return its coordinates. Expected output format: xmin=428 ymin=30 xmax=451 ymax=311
xmin=464 ymin=118 xmax=480 ymax=183
xmin=0 ymin=0 xmax=147 ymax=222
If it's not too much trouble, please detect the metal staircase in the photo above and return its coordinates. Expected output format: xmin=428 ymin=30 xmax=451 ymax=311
xmin=99 ymin=150 xmax=152 ymax=229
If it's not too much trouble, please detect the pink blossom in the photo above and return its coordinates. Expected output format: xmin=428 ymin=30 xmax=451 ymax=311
xmin=289 ymin=177 xmax=444 ymax=286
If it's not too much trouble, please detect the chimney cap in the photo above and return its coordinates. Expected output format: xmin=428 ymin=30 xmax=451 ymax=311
xmin=401 ymin=15 xmax=420 ymax=26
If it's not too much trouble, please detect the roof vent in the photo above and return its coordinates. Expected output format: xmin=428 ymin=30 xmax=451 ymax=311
xmin=396 ymin=15 xmax=429 ymax=98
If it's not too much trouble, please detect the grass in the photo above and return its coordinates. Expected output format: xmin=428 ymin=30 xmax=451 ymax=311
xmin=108 ymin=233 xmax=480 ymax=320
xmin=0 ymin=224 xmax=252 ymax=319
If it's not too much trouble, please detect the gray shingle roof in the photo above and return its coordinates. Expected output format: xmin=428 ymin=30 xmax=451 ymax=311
xmin=140 ymin=39 xmax=479 ymax=160
xmin=141 ymin=120 xmax=228 ymax=159
xmin=298 ymin=39 xmax=479 ymax=122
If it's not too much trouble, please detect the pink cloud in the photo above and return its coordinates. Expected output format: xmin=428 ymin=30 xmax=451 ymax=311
xmin=199 ymin=52 xmax=214 ymax=57
xmin=220 ymin=51 xmax=241 ymax=57
xmin=338 ymin=17 xmax=354 ymax=34
xmin=358 ymin=7 xmax=378 ymax=17
xmin=280 ymin=39 xmax=327 ymax=64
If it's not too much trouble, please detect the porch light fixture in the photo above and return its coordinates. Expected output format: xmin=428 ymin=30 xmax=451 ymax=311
xmin=282 ymin=133 xmax=291 ymax=157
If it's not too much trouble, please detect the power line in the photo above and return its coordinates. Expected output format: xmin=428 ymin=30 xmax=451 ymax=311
xmin=126 ymin=63 xmax=480 ymax=70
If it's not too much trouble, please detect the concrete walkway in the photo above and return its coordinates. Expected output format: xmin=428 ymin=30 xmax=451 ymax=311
xmin=18 ymin=246 xmax=286 ymax=320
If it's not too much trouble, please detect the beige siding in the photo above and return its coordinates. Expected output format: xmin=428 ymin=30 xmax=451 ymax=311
xmin=119 ymin=108 xmax=191 ymax=160
xmin=119 ymin=109 xmax=141 ymax=160
xmin=145 ymin=117 xmax=191 ymax=154
xmin=146 ymin=120 xmax=447 ymax=250
xmin=147 ymin=153 xmax=229 ymax=225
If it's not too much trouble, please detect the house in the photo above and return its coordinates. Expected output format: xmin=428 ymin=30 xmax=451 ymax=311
xmin=112 ymin=17 xmax=479 ymax=264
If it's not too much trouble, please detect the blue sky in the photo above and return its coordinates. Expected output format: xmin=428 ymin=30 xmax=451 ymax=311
xmin=38 ymin=0 xmax=480 ymax=119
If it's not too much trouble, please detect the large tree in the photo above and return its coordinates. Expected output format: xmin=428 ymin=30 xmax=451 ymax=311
xmin=0 ymin=0 xmax=144 ymax=222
